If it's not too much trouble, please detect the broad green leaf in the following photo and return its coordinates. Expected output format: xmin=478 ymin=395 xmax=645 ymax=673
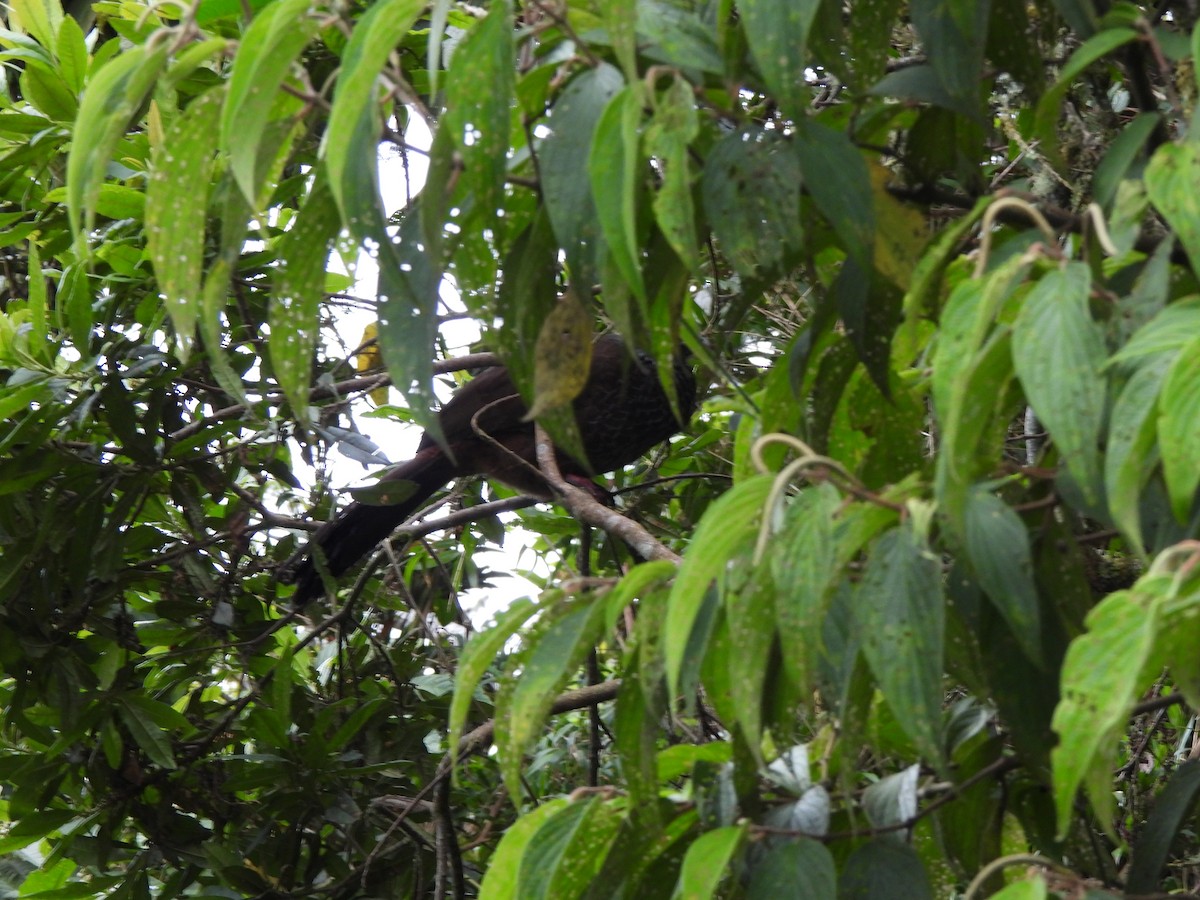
xmin=910 ymin=0 xmax=990 ymax=116
xmin=665 ymin=474 xmax=773 ymax=700
xmin=517 ymin=797 xmax=625 ymax=899
xmin=1158 ymin=334 xmax=1200 ymax=522
xmin=858 ymin=524 xmax=945 ymax=765
xmin=794 ymin=121 xmax=874 ymax=269
xmin=271 ymin=175 xmax=341 ymax=419
xmin=988 ymin=878 xmax=1048 ymax=900
xmin=604 ymin=559 xmax=677 ymax=633
xmin=675 ymin=824 xmax=745 ymax=899
xmin=1146 ymin=141 xmax=1200 ymax=276
xmin=540 ymin=63 xmax=623 ymax=289
xmin=589 ymin=86 xmax=646 ymax=303
xmin=67 ymin=42 xmax=168 ymax=244
xmin=723 ymin=563 xmax=775 ymax=755
xmin=769 ymin=483 xmax=840 ymax=693
xmin=220 ymin=0 xmax=318 ymax=203
xmin=443 ymin=0 xmax=513 ymax=237
xmin=145 ymin=88 xmax=223 ymax=358
xmin=702 ymin=126 xmax=802 ymax=277
xmin=447 ymin=596 xmax=538 ymax=770
xmin=1106 ymin=355 xmax=1169 ymax=552
xmin=1011 ymin=263 xmax=1106 ymax=505
xmin=495 ymin=599 xmax=606 ymax=800
xmin=1094 ymin=112 xmax=1161 ymax=209
xmin=1108 ymin=295 xmax=1200 ymax=366
xmin=1032 ymin=28 xmax=1136 ymax=173
xmin=839 ymin=840 xmax=933 ymax=899
xmin=479 ymin=799 xmax=570 ymax=900
xmin=599 ymin=0 xmax=637 ymax=81
xmin=963 ymin=487 xmax=1042 ymax=665
xmin=740 ymin=0 xmax=820 ymax=120
xmin=1051 ymin=576 xmax=1170 ymax=837
xmin=862 ymin=763 xmax=919 ymax=831
xmin=747 ymin=838 xmax=836 ymax=900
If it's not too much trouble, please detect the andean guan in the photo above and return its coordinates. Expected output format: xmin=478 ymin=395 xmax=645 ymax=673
xmin=288 ymin=334 xmax=697 ymax=605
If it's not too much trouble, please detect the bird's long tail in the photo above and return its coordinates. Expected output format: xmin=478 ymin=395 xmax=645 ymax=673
xmin=288 ymin=447 xmax=459 ymax=606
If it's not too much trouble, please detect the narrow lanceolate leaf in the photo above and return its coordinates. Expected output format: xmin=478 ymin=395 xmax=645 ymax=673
xmin=494 ymin=600 xmax=607 ymax=802
xmin=1106 ymin=355 xmax=1170 ymax=553
xmin=325 ymin=0 xmax=428 ymax=229
xmin=518 ymin=798 xmax=625 ymax=900
xmin=1158 ymin=333 xmax=1200 ymax=522
xmin=116 ymin=698 xmax=177 ymax=771
xmin=665 ymin=475 xmax=773 ymax=701
xmin=963 ymin=487 xmax=1042 ymax=666
xmin=739 ymin=0 xmax=820 ymax=121
xmin=1108 ymin=296 xmax=1200 ymax=366
xmin=645 ymin=74 xmax=700 ymax=271
xmin=1146 ymin=142 xmax=1200 ymax=276
xmin=858 ymin=525 xmax=945 ymax=765
xmin=1127 ymin=760 xmax=1200 ymax=894
xmin=589 ymin=86 xmax=646 ymax=303
xmin=540 ymin=63 xmax=624 ymax=290
xmin=271 ymin=176 xmax=341 ymax=419
xmin=221 ymin=0 xmax=319 ymax=204
xmin=443 ymin=0 xmax=513 ymax=237
xmin=1011 ymin=263 xmax=1107 ymax=506
xmin=145 ymin=89 xmax=223 ymax=358
xmin=67 ymin=43 xmax=168 ymax=245
xmin=1051 ymin=576 xmax=1170 ymax=838
xmin=794 ymin=121 xmax=874 ymax=270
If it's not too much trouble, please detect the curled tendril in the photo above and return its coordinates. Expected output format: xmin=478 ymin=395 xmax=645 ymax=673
xmin=749 ymin=433 xmax=860 ymax=564
xmin=974 ymin=196 xmax=1059 ymax=278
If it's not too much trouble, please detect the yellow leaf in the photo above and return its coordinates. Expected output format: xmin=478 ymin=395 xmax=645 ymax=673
xmin=356 ymin=323 xmax=390 ymax=406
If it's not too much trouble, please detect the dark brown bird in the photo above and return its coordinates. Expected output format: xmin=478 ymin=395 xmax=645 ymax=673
xmin=289 ymin=334 xmax=696 ymax=605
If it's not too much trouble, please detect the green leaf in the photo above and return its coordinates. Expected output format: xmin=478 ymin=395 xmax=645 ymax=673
xmin=271 ymin=175 xmax=340 ymax=418
xmin=740 ymin=0 xmax=820 ymax=120
xmin=66 ymin=42 xmax=168 ymax=244
xmin=675 ymin=824 xmax=745 ymax=898
xmin=665 ymin=474 xmax=773 ymax=700
xmin=645 ymin=74 xmax=700 ymax=271
xmin=117 ymin=697 xmax=177 ymax=770
xmin=910 ymin=0 xmax=990 ymax=117
xmin=1011 ymin=262 xmax=1107 ymax=506
xmin=1106 ymin=355 xmax=1169 ymax=552
xmin=540 ymin=63 xmax=624 ymax=289
xmin=769 ymin=483 xmax=840 ymax=693
xmin=1158 ymin=334 xmax=1200 ymax=522
xmin=1146 ymin=142 xmax=1200 ymax=276
xmin=793 ymin=120 xmax=874 ymax=269
xmin=55 ymin=13 xmax=87 ymax=93
xmin=145 ymin=88 xmax=222 ymax=358
xmin=220 ymin=0 xmax=319 ymax=203
xmin=1126 ymin=759 xmax=1200 ymax=893
xmin=1032 ymin=28 xmax=1137 ymax=173
xmin=963 ymin=487 xmax=1042 ymax=665
xmin=838 ymin=840 xmax=933 ymax=899
xmin=447 ymin=596 xmax=538 ymax=770
xmin=1093 ymin=112 xmax=1161 ymax=209
xmin=1051 ymin=576 xmax=1170 ymax=838
xmin=723 ymin=563 xmax=775 ymax=755
xmin=495 ymin=599 xmax=606 ymax=800
xmin=589 ymin=86 xmax=646 ymax=303
xmin=747 ymin=838 xmax=836 ymax=900
xmin=1108 ymin=295 xmax=1200 ymax=366
xmin=478 ymin=799 xmax=570 ymax=900
xmin=857 ymin=524 xmax=945 ymax=765
xmin=702 ymin=127 xmax=802 ymax=277
xmin=517 ymin=797 xmax=625 ymax=899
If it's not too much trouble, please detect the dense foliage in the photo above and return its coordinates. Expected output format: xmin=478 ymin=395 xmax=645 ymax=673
xmin=2 ymin=0 xmax=1200 ymax=896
